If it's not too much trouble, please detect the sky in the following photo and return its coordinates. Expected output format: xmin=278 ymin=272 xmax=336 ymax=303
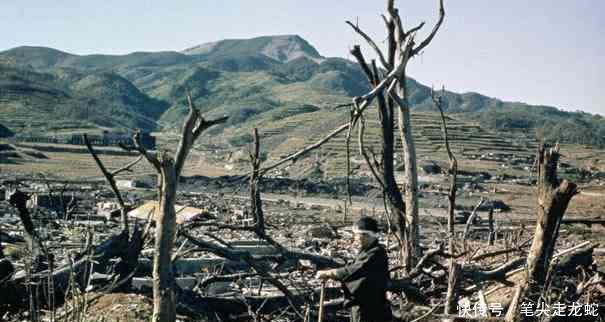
xmin=2 ymin=0 xmax=603 ymax=115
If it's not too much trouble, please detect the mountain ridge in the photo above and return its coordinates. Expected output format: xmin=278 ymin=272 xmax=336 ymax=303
xmin=0 ymin=35 xmax=603 ymax=147
xmin=182 ymin=34 xmax=324 ymax=63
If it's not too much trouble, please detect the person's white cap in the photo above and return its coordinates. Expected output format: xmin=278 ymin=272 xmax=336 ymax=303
xmin=352 ymin=226 xmax=378 ymax=238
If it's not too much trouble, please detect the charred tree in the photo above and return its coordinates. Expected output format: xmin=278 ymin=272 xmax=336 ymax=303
xmin=345 ymin=0 xmax=445 ymax=271
xmin=432 ymin=87 xmax=462 ymax=313
xmin=249 ymin=128 xmax=265 ymax=235
xmin=125 ymin=93 xmax=227 ymax=322
xmin=348 ymin=46 xmax=407 ymax=262
xmin=8 ymin=190 xmax=46 ymax=272
xmin=526 ymin=144 xmax=578 ymax=285
xmin=505 ymin=144 xmax=579 ymax=321
xmin=84 ymin=134 xmax=145 ymax=289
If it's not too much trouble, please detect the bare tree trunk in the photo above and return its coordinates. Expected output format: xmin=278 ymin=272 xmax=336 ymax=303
xmin=396 ymin=82 xmax=420 ymax=264
xmin=152 ymin=156 xmax=178 ymax=322
xmin=462 ymin=197 xmax=486 ymax=244
xmin=433 ymin=89 xmax=462 ymax=316
xmin=526 ymin=144 xmax=578 ymax=286
xmin=122 ymin=94 xmax=228 ymax=322
xmin=433 ymin=88 xmax=457 ymax=263
xmin=506 ymin=144 xmax=578 ymax=321
xmin=384 ymin=6 xmax=415 ymax=271
xmin=8 ymin=190 xmax=45 ymax=271
xmin=349 ymin=45 xmax=409 ymax=270
xmin=504 ymin=285 xmax=524 ymax=322
xmin=84 ymin=134 xmax=146 ymax=292
xmin=249 ymin=128 xmax=265 ymax=235
xmin=344 ymin=0 xmax=445 ymax=273
xmin=444 ymin=262 xmax=460 ymax=315
xmin=488 ymin=206 xmax=495 ymax=246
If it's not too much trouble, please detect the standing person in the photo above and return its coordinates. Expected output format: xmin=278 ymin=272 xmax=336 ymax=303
xmin=316 ymin=217 xmax=392 ymax=322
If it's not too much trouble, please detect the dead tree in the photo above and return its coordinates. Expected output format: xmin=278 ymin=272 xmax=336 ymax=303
xmin=8 ymin=190 xmax=46 ymax=271
xmin=527 ymin=146 xmax=578 ymax=285
xmin=432 ymin=87 xmax=460 ymax=313
xmin=249 ymin=128 xmax=265 ymax=235
xmin=124 ymin=93 xmax=227 ymax=322
xmin=444 ymin=262 xmax=461 ymax=315
xmin=487 ymin=206 xmax=495 ymax=246
xmin=432 ymin=87 xmax=457 ymax=252
xmin=526 ymin=144 xmax=578 ymax=284
xmin=345 ymin=0 xmax=445 ymax=271
xmin=84 ymin=136 xmax=145 ymax=290
xmin=462 ymin=197 xmax=486 ymax=243
xmin=505 ymin=144 xmax=578 ymax=320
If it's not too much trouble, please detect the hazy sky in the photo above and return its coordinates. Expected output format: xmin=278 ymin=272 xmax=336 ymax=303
xmin=2 ymin=1 xmax=603 ymax=115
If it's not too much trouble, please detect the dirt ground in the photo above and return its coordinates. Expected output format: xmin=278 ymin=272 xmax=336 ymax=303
xmin=84 ymin=293 xmax=154 ymax=322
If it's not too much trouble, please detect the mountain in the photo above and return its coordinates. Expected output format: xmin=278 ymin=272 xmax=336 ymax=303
xmin=0 ymin=35 xmax=603 ymax=148
xmin=0 ymin=64 xmax=168 ymax=132
xmin=0 ymin=46 xmax=195 ymax=71
xmin=182 ymin=35 xmax=324 ymax=63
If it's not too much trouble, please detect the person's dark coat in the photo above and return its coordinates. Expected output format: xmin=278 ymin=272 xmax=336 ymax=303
xmin=333 ymin=240 xmax=391 ymax=322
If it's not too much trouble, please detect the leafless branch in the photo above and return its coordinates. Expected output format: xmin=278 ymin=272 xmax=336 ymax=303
xmin=411 ymin=0 xmax=445 ymax=56
xmin=128 ymin=131 xmax=161 ymax=171
xmin=358 ymin=116 xmax=386 ymax=189
xmin=258 ymin=123 xmax=351 ymax=175
xmin=345 ymin=21 xmax=391 ymax=70
xmin=432 ymin=86 xmax=455 ymax=164
xmin=83 ymin=133 xmax=130 ymax=231
xmin=350 ymin=45 xmax=376 ymax=84
xmin=432 ymin=85 xmax=458 ymax=262
xmin=111 ymin=155 xmax=143 ymax=176
xmin=173 ymin=92 xmax=229 ymax=178
xmin=463 ymin=197 xmax=487 ymax=242
xmin=405 ymin=21 xmax=425 ymax=38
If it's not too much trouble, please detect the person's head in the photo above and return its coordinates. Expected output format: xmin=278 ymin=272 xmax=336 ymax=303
xmin=353 ymin=217 xmax=379 ymax=249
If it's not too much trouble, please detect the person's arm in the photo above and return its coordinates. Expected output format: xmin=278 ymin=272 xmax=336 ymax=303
xmin=334 ymin=250 xmax=379 ymax=281
xmin=316 ymin=249 xmax=379 ymax=281
xmin=316 ymin=269 xmax=337 ymax=280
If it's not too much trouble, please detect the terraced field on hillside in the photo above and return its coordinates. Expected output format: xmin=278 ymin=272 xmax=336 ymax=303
xmin=231 ymin=109 xmax=540 ymax=178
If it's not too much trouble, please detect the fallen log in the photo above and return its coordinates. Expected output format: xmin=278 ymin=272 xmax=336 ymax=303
xmin=561 ymin=217 xmax=605 ymax=226
xmin=463 ymin=258 xmax=525 ymax=285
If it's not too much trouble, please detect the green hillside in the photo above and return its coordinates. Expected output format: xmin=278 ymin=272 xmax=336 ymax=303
xmin=0 ymin=64 xmax=168 ymax=133
xmin=0 ymin=35 xmax=602 ymax=150
xmin=0 ymin=46 xmax=195 ymax=71
xmin=471 ymin=105 xmax=605 ymax=148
